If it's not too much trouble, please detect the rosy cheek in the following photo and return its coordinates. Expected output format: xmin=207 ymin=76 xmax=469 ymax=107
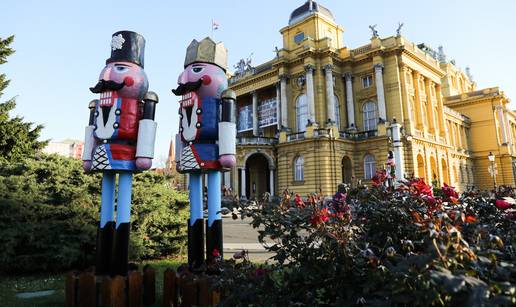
xmin=202 ymin=75 xmax=212 ymax=85
xmin=124 ymin=76 xmax=134 ymax=87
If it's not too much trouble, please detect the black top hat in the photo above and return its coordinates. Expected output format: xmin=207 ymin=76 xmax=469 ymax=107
xmin=106 ymin=31 xmax=145 ymax=68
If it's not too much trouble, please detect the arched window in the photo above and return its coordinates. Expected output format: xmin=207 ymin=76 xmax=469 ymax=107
xmin=296 ymin=95 xmax=308 ymax=132
xmin=363 ymin=101 xmax=377 ymax=131
xmin=294 ymin=156 xmax=304 ymax=181
xmin=363 ymin=154 xmax=376 ymax=180
xmin=334 ymin=95 xmax=341 ymax=129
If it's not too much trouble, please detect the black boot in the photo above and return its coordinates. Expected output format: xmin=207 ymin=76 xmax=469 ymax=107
xmin=188 ymin=218 xmax=205 ymax=271
xmin=95 ymin=221 xmax=115 ymax=275
xmin=206 ymin=219 xmax=223 ymax=263
xmin=111 ymin=222 xmax=130 ymax=276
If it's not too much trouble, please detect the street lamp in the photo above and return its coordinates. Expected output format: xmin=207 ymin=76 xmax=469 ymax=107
xmin=487 ymin=152 xmax=497 ymax=190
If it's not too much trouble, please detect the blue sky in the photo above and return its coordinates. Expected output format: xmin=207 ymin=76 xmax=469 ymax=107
xmin=1 ymin=0 xmax=514 ymax=164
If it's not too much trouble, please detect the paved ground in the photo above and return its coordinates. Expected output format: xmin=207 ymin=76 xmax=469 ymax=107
xmin=222 ymin=216 xmax=275 ymax=263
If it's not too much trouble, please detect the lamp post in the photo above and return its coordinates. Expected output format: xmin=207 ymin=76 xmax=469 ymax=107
xmin=487 ymin=152 xmax=497 ymax=190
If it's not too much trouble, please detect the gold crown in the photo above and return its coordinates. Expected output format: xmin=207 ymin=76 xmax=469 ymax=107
xmin=184 ymin=37 xmax=227 ymax=71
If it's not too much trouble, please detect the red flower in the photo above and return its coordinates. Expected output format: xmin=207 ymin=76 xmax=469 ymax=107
xmin=212 ymin=248 xmax=220 ymax=258
xmin=294 ymin=194 xmax=305 ymax=207
xmin=442 ymin=183 xmax=459 ymax=200
xmin=411 ymin=179 xmax=433 ymax=197
xmin=465 ymin=215 xmax=477 ymax=223
xmin=495 ymin=199 xmax=512 ymax=210
xmin=426 ymin=195 xmax=437 ymax=205
xmin=310 ymin=208 xmax=330 ymax=226
xmin=372 ymin=170 xmax=387 ymax=186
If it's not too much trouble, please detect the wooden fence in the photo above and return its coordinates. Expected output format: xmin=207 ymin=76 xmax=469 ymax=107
xmin=162 ymin=268 xmax=220 ymax=307
xmin=65 ymin=267 xmax=156 ymax=307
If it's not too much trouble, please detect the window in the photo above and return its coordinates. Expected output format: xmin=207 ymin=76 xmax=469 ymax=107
xmin=363 ymin=101 xmax=377 ymax=131
xmin=294 ymin=32 xmax=305 ymax=44
xmin=362 ymin=75 xmax=373 ymax=88
xmin=296 ymin=94 xmax=308 ymax=132
xmin=334 ymin=95 xmax=341 ymax=128
xmin=238 ymin=105 xmax=253 ymax=132
xmin=294 ymin=156 xmax=304 ymax=181
xmin=258 ymin=98 xmax=278 ymax=128
xmin=364 ymin=154 xmax=376 ymax=180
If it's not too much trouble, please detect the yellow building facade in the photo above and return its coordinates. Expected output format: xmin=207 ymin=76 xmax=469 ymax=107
xmin=182 ymin=1 xmax=516 ymax=198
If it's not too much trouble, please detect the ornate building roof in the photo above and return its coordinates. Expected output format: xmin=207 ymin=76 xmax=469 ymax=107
xmin=289 ymin=0 xmax=335 ymax=25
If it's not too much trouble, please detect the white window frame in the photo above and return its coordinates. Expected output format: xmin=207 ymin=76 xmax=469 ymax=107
xmin=363 ymin=101 xmax=378 ymax=131
xmin=362 ymin=75 xmax=373 ymax=88
xmin=364 ymin=154 xmax=376 ymax=180
xmin=296 ymin=94 xmax=308 ymax=132
xmin=294 ymin=156 xmax=304 ymax=181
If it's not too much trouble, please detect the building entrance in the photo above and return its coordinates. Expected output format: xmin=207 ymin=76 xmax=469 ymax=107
xmin=342 ymin=156 xmax=352 ymax=184
xmin=245 ymin=153 xmax=270 ymax=199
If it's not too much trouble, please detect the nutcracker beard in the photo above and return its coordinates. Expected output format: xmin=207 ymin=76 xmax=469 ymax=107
xmin=171 ymin=79 xmax=203 ymax=96
xmin=90 ymin=79 xmax=126 ymax=93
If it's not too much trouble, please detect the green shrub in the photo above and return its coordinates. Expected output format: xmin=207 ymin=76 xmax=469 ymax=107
xmin=0 ymin=155 xmax=188 ymax=274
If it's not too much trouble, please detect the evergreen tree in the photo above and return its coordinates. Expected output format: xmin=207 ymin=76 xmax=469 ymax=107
xmin=0 ymin=35 xmax=47 ymax=162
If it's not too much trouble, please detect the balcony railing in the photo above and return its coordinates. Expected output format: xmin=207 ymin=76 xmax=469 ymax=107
xmin=236 ymin=137 xmax=278 ymax=145
xmin=287 ymin=132 xmax=306 ymax=142
xmin=339 ymin=130 xmax=378 ymax=140
xmin=314 ymin=128 xmax=331 ymax=137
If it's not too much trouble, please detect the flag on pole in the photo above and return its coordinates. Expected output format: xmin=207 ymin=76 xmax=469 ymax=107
xmin=212 ymin=20 xmax=220 ymax=31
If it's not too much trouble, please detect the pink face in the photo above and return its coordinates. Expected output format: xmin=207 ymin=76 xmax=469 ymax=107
xmin=98 ymin=62 xmax=148 ymax=100
xmin=177 ymin=63 xmax=227 ymax=98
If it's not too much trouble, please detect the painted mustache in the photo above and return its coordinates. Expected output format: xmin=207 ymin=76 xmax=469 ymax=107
xmin=171 ymin=79 xmax=203 ymax=96
xmin=90 ymin=79 xmax=125 ymax=94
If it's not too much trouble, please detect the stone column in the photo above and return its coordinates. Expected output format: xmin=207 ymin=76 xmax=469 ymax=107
xmin=456 ymin=124 xmax=463 ymax=149
xmin=224 ymin=171 xmax=231 ymax=189
xmin=435 ymin=84 xmax=446 ymax=137
xmin=323 ymin=64 xmax=336 ymax=124
xmin=343 ymin=72 xmax=355 ymax=128
xmin=276 ymin=82 xmax=281 ymax=130
xmin=280 ymin=75 xmax=289 ymax=129
xmin=240 ymin=168 xmax=247 ymax=199
xmin=269 ymin=168 xmax=275 ymax=196
xmin=305 ymin=65 xmax=316 ymax=124
xmin=252 ymin=91 xmax=259 ymax=136
xmin=399 ymin=66 xmax=415 ymax=134
xmin=498 ymin=106 xmax=508 ymax=144
xmin=505 ymin=112 xmax=514 ymax=153
xmin=391 ymin=122 xmax=405 ymax=180
xmin=413 ymin=71 xmax=426 ymax=132
xmin=374 ymin=63 xmax=387 ymax=121
xmin=425 ymin=80 xmax=436 ymax=134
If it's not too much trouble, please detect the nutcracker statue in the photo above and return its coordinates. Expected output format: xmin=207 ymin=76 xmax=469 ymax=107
xmin=82 ymin=31 xmax=158 ymax=276
xmin=172 ymin=37 xmax=236 ymax=270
